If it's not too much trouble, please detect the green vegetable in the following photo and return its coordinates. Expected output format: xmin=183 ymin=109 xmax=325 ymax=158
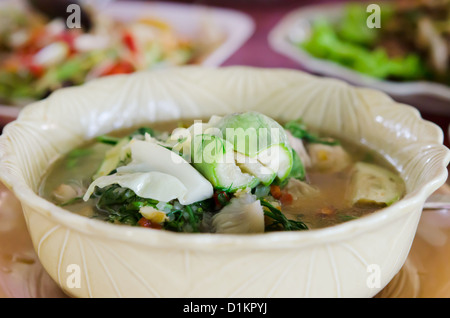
xmin=96 ymin=135 xmax=121 ymax=145
xmin=58 ymin=196 xmax=83 ymax=207
xmin=164 ymin=199 xmax=213 ymax=233
xmin=288 ymin=149 xmax=306 ymax=181
xmin=93 ymin=126 xmax=160 ymax=179
xmin=338 ymin=215 xmax=359 ymax=222
xmin=92 ymin=183 xmax=212 ymax=232
xmin=337 ymin=3 xmax=385 ymax=46
xmin=93 ymin=184 xmax=149 ymax=225
xmin=284 ymin=118 xmax=339 ymax=146
xmin=235 ymin=151 xmax=277 ymax=186
xmin=93 ymin=137 xmax=131 ymax=180
xmin=216 ymin=112 xmax=294 ymax=181
xmin=191 ymin=134 xmax=259 ymax=192
xmin=130 ymin=127 xmax=155 ymax=138
xmin=0 ymin=70 xmax=45 ymax=104
xmin=55 ymin=59 xmax=84 ymax=82
xmin=215 ymin=190 xmax=232 ymax=207
xmin=216 ymin=112 xmax=287 ymax=156
xmin=274 ymin=150 xmax=306 ymax=188
xmin=300 ymin=16 xmax=427 ymax=80
xmin=184 ymin=205 xmax=200 ymax=232
xmin=347 ymin=162 xmax=404 ymax=207
xmin=97 ymin=127 xmax=155 ymax=146
xmin=261 ymin=200 xmax=308 ymax=231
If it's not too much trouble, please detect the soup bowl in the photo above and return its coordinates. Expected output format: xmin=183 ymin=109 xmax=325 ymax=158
xmin=0 ymin=66 xmax=448 ymax=298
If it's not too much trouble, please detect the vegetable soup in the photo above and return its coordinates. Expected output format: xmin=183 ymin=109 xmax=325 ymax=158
xmin=39 ymin=111 xmax=405 ymax=233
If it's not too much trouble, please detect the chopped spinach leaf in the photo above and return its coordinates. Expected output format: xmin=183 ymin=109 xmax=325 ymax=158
xmin=285 ymin=119 xmax=340 ymax=146
xmin=96 ymin=135 xmax=121 ymax=145
xmin=261 ymin=199 xmax=308 ymax=231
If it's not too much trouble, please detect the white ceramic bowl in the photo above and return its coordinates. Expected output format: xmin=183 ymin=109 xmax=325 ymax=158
xmin=0 ymin=66 xmax=449 ymax=298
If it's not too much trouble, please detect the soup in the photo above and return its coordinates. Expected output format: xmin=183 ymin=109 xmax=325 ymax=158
xmin=39 ymin=111 xmax=405 ymax=233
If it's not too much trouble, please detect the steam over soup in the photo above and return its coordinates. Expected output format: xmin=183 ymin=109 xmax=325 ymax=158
xmin=40 ymin=111 xmax=405 ymax=233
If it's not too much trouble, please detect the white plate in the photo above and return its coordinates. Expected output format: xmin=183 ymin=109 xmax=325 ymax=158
xmin=268 ymin=2 xmax=450 ymax=115
xmin=0 ymin=0 xmax=255 ymax=122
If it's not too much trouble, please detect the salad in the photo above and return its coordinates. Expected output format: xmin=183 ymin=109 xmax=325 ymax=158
xmin=298 ymin=0 xmax=450 ymax=85
xmin=0 ymin=5 xmax=202 ymax=106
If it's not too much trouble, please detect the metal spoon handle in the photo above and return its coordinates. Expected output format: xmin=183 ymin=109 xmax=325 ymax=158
xmin=424 ymin=193 xmax=450 ymax=210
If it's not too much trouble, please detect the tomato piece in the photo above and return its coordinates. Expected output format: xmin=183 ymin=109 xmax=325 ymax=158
xmin=11 ymin=54 xmax=45 ymax=77
xmin=280 ymin=192 xmax=293 ymax=205
xmin=29 ymin=64 xmax=45 ymax=77
xmin=122 ymin=31 xmax=137 ymax=53
xmin=138 ymin=217 xmax=151 ymax=227
xmin=270 ymin=185 xmax=282 ymax=200
xmin=213 ymin=191 xmax=230 ymax=208
xmin=55 ymin=31 xmax=78 ymax=54
xmin=138 ymin=217 xmax=162 ymax=229
xmin=19 ymin=26 xmax=46 ymax=55
xmin=101 ymin=61 xmax=135 ymax=76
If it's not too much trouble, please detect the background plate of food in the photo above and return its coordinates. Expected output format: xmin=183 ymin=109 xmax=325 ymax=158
xmin=0 ymin=0 xmax=254 ymax=122
xmin=268 ymin=0 xmax=450 ymax=115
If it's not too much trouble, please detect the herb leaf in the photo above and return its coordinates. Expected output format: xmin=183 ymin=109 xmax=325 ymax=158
xmin=285 ymin=119 xmax=339 ymax=146
xmin=96 ymin=126 xmax=155 ymax=146
xmin=261 ymin=199 xmax=308 ymax=231
xmin=96 ymin=135 xmax=121 ymax=145
xmin=90 ymin=184 xmax=213 ymax=232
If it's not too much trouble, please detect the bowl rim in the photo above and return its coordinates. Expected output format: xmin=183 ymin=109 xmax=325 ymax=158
xmin=1 ymin=66 xmax=449 ymax=251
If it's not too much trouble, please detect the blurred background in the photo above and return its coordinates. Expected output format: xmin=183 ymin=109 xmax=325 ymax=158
xmin=0 ymin=0 xmax=449 ymax=139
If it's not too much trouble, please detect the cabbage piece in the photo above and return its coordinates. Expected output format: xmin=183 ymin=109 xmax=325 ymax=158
xmin=183 ymin=112 xmax=294 ymax=189
xmin=93 ymin=137 xmax=131 ymax=180
xmin=83 ymin=171 xmax=187 ymax=203
xmin=234 ymin=152 xmax=276 ymax=186
xmin=168 ymin=115 xmax=223 ymax=159
xmin=191 ymin=134 xmax=259 ymax=192
xmin=212 ymin=193 xmax=264 ymax=234
xmin=347 ymin=162 xmax=404 ymax=206
xmin=256 ymin=145 xmax=293 ymax=181
xmin=216 ymin=111 xmax=294 ymax=181
xmin=116 ymin=139 xmax=213 ymax=205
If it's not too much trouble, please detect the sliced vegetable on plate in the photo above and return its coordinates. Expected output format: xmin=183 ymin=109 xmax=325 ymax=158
xmin=298 ymin=1 xmax=449 ymax=84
